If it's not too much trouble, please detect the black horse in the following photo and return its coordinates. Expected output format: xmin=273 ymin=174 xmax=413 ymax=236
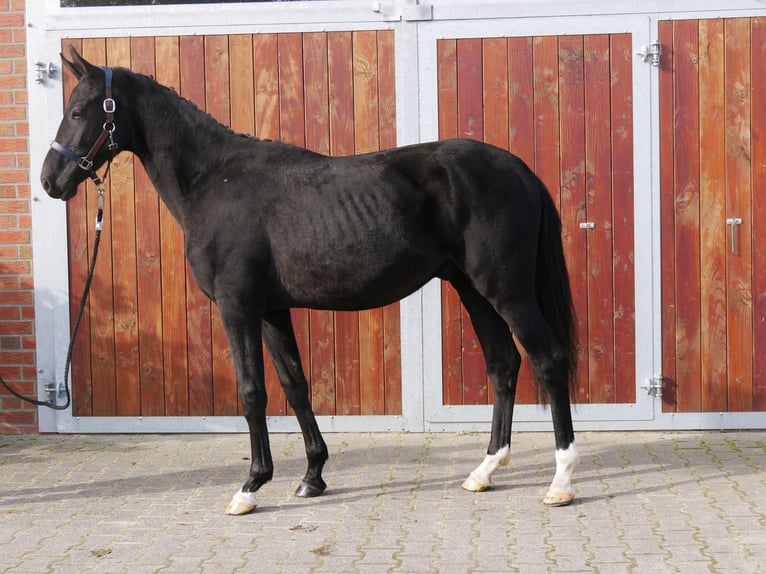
xmin=41 ymin=47 xmax=579 ymax=515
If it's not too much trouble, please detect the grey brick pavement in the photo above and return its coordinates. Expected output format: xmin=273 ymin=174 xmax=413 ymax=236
xmin=0 ymin=431 xmax=764 ymax=573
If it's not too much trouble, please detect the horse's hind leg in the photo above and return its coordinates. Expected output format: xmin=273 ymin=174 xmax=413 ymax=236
xmin=448 ymin=273 xmax=522 ymax=492
xmin=495 ymin=296 xmax=578 ymax=506
xmin=262 ymin=310 xmax=329 ymax=498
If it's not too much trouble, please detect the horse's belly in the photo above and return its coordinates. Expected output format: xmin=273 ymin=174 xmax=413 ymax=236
xmin=274 ymin=251 xmax=440 ymax=311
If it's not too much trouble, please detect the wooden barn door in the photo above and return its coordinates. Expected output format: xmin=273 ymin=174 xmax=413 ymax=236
xmin=436 ymin=33 xmax=636 ymax=409
xmin=64 ymin=32 xmax=402 ymax=419
xmin=659 ymin=17 xmax=766 ymax=413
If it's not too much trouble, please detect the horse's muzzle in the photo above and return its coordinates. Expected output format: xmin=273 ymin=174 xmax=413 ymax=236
xmin=40 ymin=174 xmax=76 ymax=201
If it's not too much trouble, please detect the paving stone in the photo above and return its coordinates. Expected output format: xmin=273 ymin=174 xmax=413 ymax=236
xmin=0 ymin=431 xmax=764 ymax=572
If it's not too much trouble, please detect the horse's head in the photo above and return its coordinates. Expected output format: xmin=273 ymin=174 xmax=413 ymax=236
xmin=40 ymin=46 xmax=126 ymax=201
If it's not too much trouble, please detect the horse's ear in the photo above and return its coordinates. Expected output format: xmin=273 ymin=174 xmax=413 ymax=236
xmin=60 ymin=45 xmax=102 ymax=81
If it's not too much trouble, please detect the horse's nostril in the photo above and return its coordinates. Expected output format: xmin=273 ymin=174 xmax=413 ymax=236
xmin=41 ymin=176 xmax=50 ymax=192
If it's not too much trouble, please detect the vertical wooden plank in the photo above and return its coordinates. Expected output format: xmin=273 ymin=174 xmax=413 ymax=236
xmin=131 ymin=36 xmax=165 ymax=416
xmin=63 ymin=38 xmax=93 ymax=417
xmin=229 ymin=35 xmax=256 ymax=137
xmin=229 ymin=33 xmax=256 ymax=417
xmin=558 ymin=35 xmax=590 ymax=403
xmin=254 ymin=33 xmax=281 ymax=141
xmin=328 ymin=31 xmax=355 ymax=155
xmin=457 ymin=38 xmax=483 ymax=142
xmin=278 ymin=32 xmax=311 ymax=415
xmin=437 ymin=39 xmax=463 ymax=406
xmin=179 ymin=35 xmax=214 ymax=416
xmin=81 ymin=38 xmax=117 ymax=416
xmin=204 ymin=35 xmax=239 ymax=417
xmin=658 ymin=21 xmax=678 ymax=412
xmin=383 ymin=303 xmax=402 ymax=414
xmin=507 ymin=35 xmax=538 ymax=404
xmin=673 ymin=20 xmax=702 ymax=413
xmin=610 ymin=33 xmax=636 ymax=404
xmin=353 ymin=30 xmax=381 ymax=152
xmin=534 ymin=34 xmax=565 ymax=404
xmin=480 ymin=35 xmax=509 ymax=403
xmin=698 ymin=20 xmax=728 ymax=412
xmin=752 ymin=17 xmax=766 ymax=411
xmin=507 ymin=36 xmax=536 ymax=166
xmin=724 ymin=18 xmax=753 ymax=412
xmin=328 ymin=31 xmax=361 ymax=415
xmin=482 ymin=38 xmax=509 ymax=150
xmin=154 ymin=36 xmax=189 ymax=416
xmin=377 ymin=30 xmax=402 ymax=414
xmin=278 ymin=33 xmax=306 ymax=146
xmin=303 ymin=32 xmax=330 ymax=155
xmin=353 ymin=30 xmax=386 ymax=414
xmin=438 ymin=39 xmax=459 ymax=141
xmin=456 ymin=37 xmax=487 ymax=405
xmin=106 ymin=37 xmax=140 ymax=417
xmin=377 ymin=30 xmax=397 ymax=151
xmin=457 ymin=37 xmax=486 ymax=406
xmin=253 ymin=33 xmax=286 ymax=415
xmin=584 ymin=34 xmax=615 ymax=404
xmin=532 ymin=36 xmax=561 ymax=205
xmin=303 ymin=32 xmax=336 ymax=416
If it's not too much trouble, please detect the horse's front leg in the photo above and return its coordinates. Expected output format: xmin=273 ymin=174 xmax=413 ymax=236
xmin=262 ymin=310 xmax=328 ymax=498
xmin=216 ymin=300 xmax=272 ymax=516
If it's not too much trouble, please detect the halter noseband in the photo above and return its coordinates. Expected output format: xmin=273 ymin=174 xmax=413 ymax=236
xmin=51 ymin=66 xmax=118 ymax=184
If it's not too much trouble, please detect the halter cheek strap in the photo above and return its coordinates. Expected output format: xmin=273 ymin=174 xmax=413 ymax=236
xmin=51 ymin=66 xmax=118 ymax=182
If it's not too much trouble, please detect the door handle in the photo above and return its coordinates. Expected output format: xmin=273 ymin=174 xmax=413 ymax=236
xmin=726 ymin=217 xmax=743 ymax=254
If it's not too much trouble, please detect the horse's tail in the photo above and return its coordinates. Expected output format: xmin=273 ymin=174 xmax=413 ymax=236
xmin=534 ymin=179 xmax=578 ymax=400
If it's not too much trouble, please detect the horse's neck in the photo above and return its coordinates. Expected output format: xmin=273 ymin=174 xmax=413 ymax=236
xmin=130 ymin=80 xmax=230 ymax=225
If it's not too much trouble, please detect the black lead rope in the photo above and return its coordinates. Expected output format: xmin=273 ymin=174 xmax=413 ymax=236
xmin=5 ymin=66 xmax=120 ymax=411
xmin=0 ymin=175 xmax=108 ymax=411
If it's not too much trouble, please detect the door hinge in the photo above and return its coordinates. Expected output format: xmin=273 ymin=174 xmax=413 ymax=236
xmin=637 ymin=41 xmax=661 ymax=67
xmin=641 ymin=375 xmax=664 ymax=398
xmin=43 ymin=381 xmax=67 ymax=404
xmin=35 ymin=61 xmax=56 ymax=84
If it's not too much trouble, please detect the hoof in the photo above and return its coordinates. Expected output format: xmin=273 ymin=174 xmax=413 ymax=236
xmin=295 ymin=479 xmax=326 ymax=498
xmin=543 ymin=489 xmax=575 ymax=507
xmin=461 ymin=473 xmax=491 ymax=492
xmin=225 ymin=489 xmax=258 ymax=515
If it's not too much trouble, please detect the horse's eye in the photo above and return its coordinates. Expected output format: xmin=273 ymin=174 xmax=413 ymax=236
xmin=70 ymin=109 xmax=82 ymax=120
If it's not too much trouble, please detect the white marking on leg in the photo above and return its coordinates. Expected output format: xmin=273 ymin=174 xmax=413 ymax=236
xmin=461 ymin=445 xmax=510 ymax=492
xmin=544 ymin=442 xmax=579 ymax=506
xmin=225 ymin=488 xmax=259 ymax=515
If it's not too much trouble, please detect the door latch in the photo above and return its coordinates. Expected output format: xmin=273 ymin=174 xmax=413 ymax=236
xmin=726 ymin=217 xmax=743 ymax=254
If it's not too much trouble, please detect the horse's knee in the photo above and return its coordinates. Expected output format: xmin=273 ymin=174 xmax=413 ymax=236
xmin=239 ymin=384 xmax=268 ymax=417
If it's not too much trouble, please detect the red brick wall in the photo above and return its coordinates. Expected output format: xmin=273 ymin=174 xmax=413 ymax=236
xmin=0 ymin=0 xmax=36 ymax=434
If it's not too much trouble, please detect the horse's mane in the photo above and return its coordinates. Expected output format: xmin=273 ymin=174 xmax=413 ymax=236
xmin=119 ymin=66 xmax=322 ymax=167
xmin=128 ymin=68 xmax=258 ymax=146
